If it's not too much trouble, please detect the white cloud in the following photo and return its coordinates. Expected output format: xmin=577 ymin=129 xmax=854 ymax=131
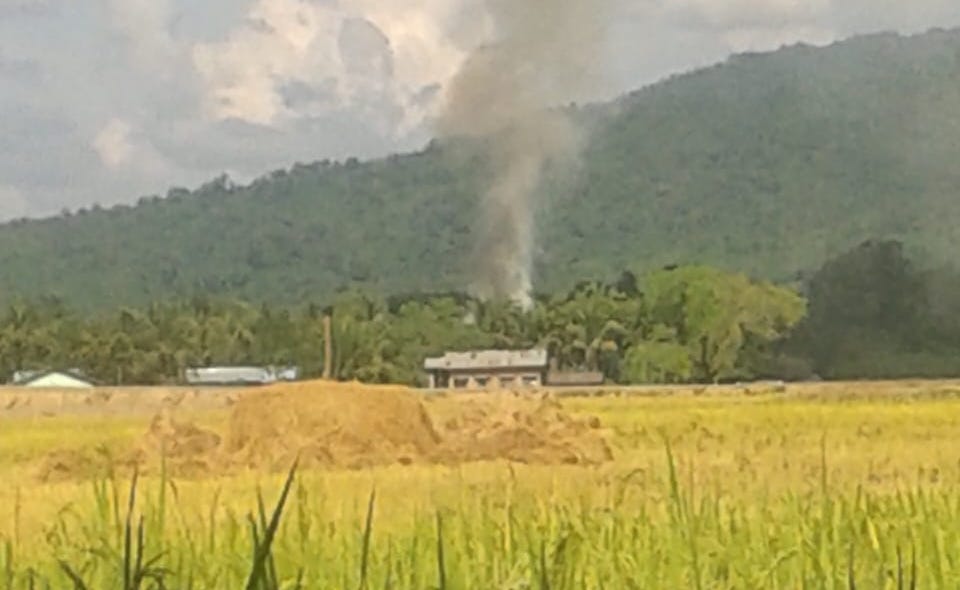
xmin=92 ymin=118 xmax=134 ymax=167
xmin=192 ymin=0 xmax=340 ymax=125
xmin=666 ymin=0 xmax=837 ymax=52
xmin=355 ymin=0 xmax=471 ymax=96
xmin=191 ymin=0 xmax=467 ymax=135
xmin=671 ymin=0 xmax=832 ymax=28
xmin=0 ymin=184 xmax=28 ymax=220
xmin=721 ymin=24 xmax=836 ymax=52
xmin=0 ymin=0 xmax=52 ymax=12
xmin=107 ymin=0 xmax=179 ymax=67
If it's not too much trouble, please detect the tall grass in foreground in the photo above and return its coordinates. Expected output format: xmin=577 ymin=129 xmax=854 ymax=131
xmin=1 ymin=447 xmax=952 ymax=589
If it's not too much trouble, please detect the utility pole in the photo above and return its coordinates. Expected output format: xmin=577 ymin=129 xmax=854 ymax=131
xmin=322 ymin=307 xmax=333 ymax=380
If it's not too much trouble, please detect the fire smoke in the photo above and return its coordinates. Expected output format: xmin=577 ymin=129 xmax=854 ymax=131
xmin=438 ymin=0 xmax=610 ymax=309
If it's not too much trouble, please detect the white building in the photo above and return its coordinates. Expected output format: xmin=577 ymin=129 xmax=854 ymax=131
xmin=184 ymin=366 xmax=299 ymax=386
xmin=12 ymin=370 xmax=95 ymax=389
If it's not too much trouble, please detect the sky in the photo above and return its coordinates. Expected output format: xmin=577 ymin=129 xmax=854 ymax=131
xmin=1 ymin=0 xmax=959 ymax=220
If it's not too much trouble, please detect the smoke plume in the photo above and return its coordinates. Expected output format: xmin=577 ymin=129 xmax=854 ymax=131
xmin=438 ymin=0 xmax=610 ymax=309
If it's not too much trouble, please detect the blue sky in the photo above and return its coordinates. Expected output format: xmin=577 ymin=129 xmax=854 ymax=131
xmin=1 ymin=0 xmax=959 ymax=219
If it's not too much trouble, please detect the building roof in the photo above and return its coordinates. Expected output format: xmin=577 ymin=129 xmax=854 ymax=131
xmin=424 ymin=349 xmax=548 ymax=371
xmin=184 ymin=366 xmax=299 ymax=386
xmin=12 ymin=369 xmax=95 ymax=388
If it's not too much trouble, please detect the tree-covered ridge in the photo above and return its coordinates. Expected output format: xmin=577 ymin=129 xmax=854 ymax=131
xmin=4 ymin=29 xmax=960 ymax=308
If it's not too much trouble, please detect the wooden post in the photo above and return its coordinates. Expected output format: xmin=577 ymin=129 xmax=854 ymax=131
xmin=322 ymin=310 xmax=333 ymax=380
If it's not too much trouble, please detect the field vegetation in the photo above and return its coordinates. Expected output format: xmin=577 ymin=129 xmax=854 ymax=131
xmin=3 ymin=384 xmax=960 ymax=587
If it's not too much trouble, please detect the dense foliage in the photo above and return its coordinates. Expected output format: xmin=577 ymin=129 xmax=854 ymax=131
xmin=0 ymin=265 xmax=805 ymax=386
xmin=788 ymin=239 xmax=960 ymax=379
xmin=3 ymin=239 xmax=959 ymax=385
xmin=3 ymin=30 xmax=960 ymax=308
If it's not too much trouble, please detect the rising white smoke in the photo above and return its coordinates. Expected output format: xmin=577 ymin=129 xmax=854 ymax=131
xmin=438 ymin=0 xmax=611 ymax=309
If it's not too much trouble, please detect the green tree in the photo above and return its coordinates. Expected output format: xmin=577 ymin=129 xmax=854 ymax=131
xmin=787 ymin=239 xmax=954 ymax=379
xmin=327 ymin=292 xmax=394 ymax=382
xmin=622 ymin=340 xmax=692 ymax=384
xmin=385 ymin=297 xmax=492 ymax=385
xmin=0 ymin=301 xmax=64 ymax=379
xmin=645 ymin=266 xmax=805 ymax=382
xmin=539 ymin=282 xmax=641 ymax=381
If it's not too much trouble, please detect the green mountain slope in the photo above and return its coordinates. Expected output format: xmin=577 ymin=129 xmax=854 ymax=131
xmin=4 ymin=29 xmax=960 ymax=309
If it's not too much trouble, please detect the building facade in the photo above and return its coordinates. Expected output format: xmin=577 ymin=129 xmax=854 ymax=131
xmin=423 ymin=349 xmax=549 ymax=390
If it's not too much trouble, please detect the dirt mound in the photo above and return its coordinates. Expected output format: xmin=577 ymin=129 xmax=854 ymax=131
xmin=217 ymin=382 xmax=612 ymax=471
xmin=224 ymin=381 xmax=442 ymax=470
xmin=432 ymin=393 xmax=612 ymax=466
xmin=36 ymin=380 xmax=613 ymax=480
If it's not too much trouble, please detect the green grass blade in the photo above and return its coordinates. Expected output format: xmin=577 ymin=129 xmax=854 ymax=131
xmin=133 ymin=516 xmax=146 ymax=590
xmin=208 ymin=486 xmax=222 ymax=552
xmin=847 ymin=544 xmax=855 ymax=590
xmin=539 ymin=539 xmax=550 ymax=590
xmin=123 ymin=466 xmax=140 ymax=590
xmin=359 ymin=489 xmax=376 ymax=590
xmin=910 ymin=545 xmax=917 ymax=590
xmin=896 ymin=545 xmax=903 ymax=590
xmin=56 ymin=561 xmax=89 ymax=590
xmin=244 ymin=459 xmax=299 ymax=590
xmin=435 ymin=513 xmax=447 ymax=590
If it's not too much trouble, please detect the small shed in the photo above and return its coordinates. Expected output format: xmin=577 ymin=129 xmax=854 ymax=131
xmin=184 ymin=366 xmax=299 ymax=387
xmin=423 ymin=349 xmax=549 ymax=390
xmin=12 ymin=370 xmax=95 ymax=389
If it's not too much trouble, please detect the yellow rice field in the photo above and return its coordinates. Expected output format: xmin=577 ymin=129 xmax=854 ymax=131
xmin=3 ymin=382 xmax=960 ymax=588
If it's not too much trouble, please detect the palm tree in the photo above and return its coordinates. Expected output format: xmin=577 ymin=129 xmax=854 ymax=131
xmin=539 ymin=284 xmax=639 ymax=377
xmin=0 ymin=302 xmax=62 ymax=378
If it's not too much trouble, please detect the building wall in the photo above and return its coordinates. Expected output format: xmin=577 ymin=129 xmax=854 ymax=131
xmin=432 ymin=368 xmax=544 ymax=390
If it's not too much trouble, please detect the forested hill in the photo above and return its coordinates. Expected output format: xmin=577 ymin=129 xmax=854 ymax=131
xmin=4 ymin=28 xmax=960 ymax=309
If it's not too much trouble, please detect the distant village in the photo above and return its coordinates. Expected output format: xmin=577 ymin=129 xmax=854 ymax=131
xmin=7 ymin=349 xmax=604 ymax=391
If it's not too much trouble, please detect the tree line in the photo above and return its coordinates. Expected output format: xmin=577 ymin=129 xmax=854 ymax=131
xmin=1 ymin=239 xmax=957 ymax=387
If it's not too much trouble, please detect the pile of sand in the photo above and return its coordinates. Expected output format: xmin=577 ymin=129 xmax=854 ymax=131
xmin=36 ymin=380 xmax=613 ymax=480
